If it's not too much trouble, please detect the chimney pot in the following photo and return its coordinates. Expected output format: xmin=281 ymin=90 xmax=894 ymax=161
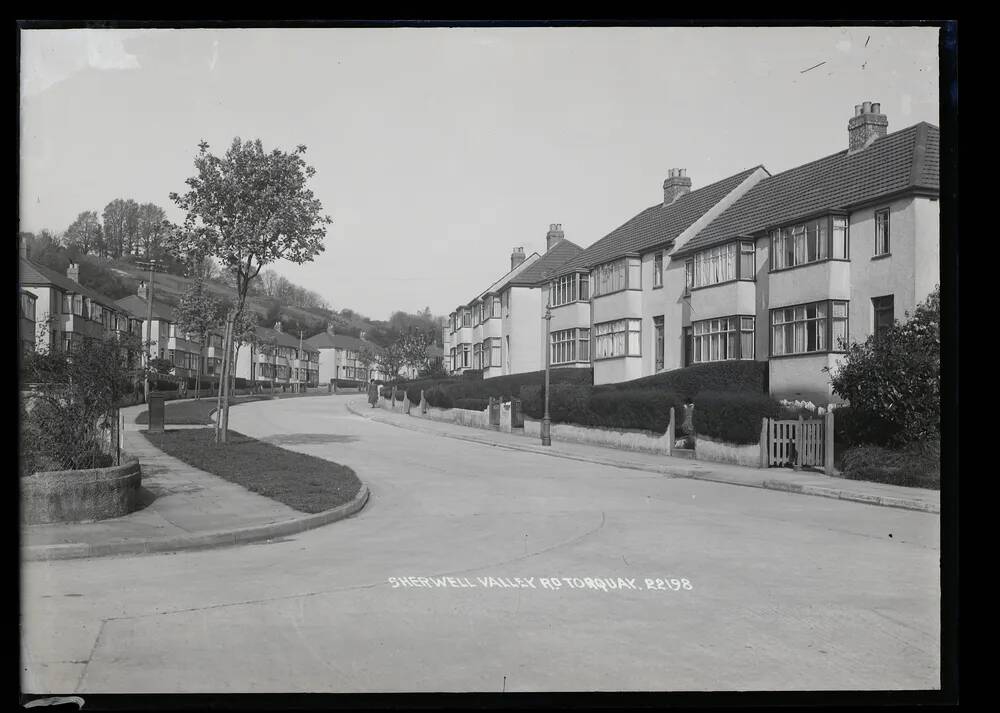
xmin=545 ymin=223 xmax=565 ymax=252
xmin=66 ymin=262 xmax=80 ymax=283
xmin=862 ymin=100 xmax=872 ymax=114
xmin=871 ymin=102 xmax=880 ymax=114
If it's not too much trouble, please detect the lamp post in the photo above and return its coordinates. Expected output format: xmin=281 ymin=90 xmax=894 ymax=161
xmin=135 ymin=258 xmax=161 ymax=404
xmin=541 ymin=304 xmax=552 ymax=446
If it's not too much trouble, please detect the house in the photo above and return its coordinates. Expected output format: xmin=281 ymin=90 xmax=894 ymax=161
xmin=399 ymin=342 xmax=445 ymax=380
xmin=20 ymin=247 xmax=139 ymax=355
xmin=305 ymin=326 xmax=383 ymax=383
xmin=234 ymin=322 xmax=320 ymax=391
xmin=445 ymin=225 xmax=582 ymax=377
xmin=20 ymin=289 xmax=37 ymax=356
xmin=540 ymin=165 xmax=768 ymax=385
xmin=667 ymin=102 xmax=939 ymax=403
xmin=115 ymin=287 xmax=216 ymax=382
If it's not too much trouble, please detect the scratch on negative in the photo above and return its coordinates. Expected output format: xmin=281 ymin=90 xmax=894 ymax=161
xmin=800 ymin=61 xmax=827 ymax=74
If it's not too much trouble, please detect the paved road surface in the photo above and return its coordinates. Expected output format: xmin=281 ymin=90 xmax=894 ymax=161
xmin=22 ymin=395 xmax=940 ymax=693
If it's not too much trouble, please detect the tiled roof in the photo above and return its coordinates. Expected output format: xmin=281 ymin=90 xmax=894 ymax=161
xmin=459 ymin=250 xmax=542 ymax=309
xmin=550 ymin=166 xmax=763 ymax=278
xmin=114 ymin=294 xmax=178 ymax=322
xmin=507 ymin=239 xmax=583 ymax=286
xmin=674 ymin=122 xmax=940 ymax=257
xmin=304 ymin=331 xmax=377 ymax=351
xmin=19 ymin=258 xmax=123 ymax=311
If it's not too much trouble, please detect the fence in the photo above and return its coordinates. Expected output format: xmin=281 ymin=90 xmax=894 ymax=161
xmin=762 ymin=413 xmax=834 ymax=473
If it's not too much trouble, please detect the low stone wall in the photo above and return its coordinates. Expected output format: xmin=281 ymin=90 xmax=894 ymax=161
xmin=695 ymin=435 xmax=762 ymax=468
xmin=22 ymin=459 xmax=142 ymax=525
xmin=417 ymin=405 xmax=492 ymax=430
xmin=523 ymin=418 xmax=673 ymax=455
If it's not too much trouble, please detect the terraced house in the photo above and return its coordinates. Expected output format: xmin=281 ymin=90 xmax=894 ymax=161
xmin=445 ymin=225 xmax=582 ymax=377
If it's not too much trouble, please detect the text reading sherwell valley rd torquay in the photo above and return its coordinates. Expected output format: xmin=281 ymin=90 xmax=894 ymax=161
xmin=388 ymin=576 xmax=693 ymax=592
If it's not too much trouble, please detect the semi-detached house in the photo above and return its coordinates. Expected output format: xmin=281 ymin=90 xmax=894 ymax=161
xmin=445 ymin=101 xmax=940 ymax=405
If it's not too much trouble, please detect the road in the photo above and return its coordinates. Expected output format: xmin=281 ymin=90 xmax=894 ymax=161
xmin=21 ymin=394 xmax=941 ymax=693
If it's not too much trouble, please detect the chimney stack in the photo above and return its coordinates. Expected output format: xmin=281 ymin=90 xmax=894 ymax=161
xmin=326 ymin=323 xmax=335 ymax=337
xmin=848 ymin=100 xmax=888 ymax=153
xmin=359 ymin=330 xmax=367 ymax=341
xmin=274 ymin=321 xmax=282 ymax=333
xmin=511 ymin=247 xmax=526 ymax=271
xmin=138 ymin=281 xmax=148 ymax=300
xmin=545 ymin=224 xmax=564 ymax=252
xmin=66 ymin=262 xmax=80 ymax=283
xmin=663 ymin=168 xmax=692 ymax=206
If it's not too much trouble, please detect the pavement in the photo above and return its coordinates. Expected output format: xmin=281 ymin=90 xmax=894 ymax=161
xmin=346 ymin=398 xmax=940 ymax=514
xmin=22 ymin=394 xmax=941 ymax=693
xmin=21 ymin=401 xmax=369 ymax=561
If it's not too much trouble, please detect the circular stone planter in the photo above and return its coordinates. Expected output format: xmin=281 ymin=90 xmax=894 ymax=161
xmin=22 ymin=459 xmax=142 ymax=525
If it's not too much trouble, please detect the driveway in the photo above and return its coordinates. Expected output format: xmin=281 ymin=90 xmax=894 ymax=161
xmin=22 ymin=394 xmax=940 ymax=693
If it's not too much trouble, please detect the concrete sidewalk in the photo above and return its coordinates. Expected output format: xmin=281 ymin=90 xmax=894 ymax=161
xmin=22 ymin=403 xmax=369 ymax=561
xmin=347 ymin=398 xmax=939 ymax=514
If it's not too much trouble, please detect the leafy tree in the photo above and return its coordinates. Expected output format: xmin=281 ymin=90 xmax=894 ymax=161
xmin=64 ymin=211 xmax=103 ymax=255
xmin=399 ymin=329 xmax=432 ymax=376
xmin=102 ymin=199 xmax=140 ymax=259
xmin=827 ymin=286 xmax=940 ymax=446
xmin=176 ymin=279 xmax=226 ymax=399
xmin=167 ymin=137 xmax=332 ymax=441
xmin=136 ymin=203 xmax=168 ymax=259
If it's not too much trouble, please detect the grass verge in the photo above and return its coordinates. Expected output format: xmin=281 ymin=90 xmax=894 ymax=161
xmin=135 ymin=391 xmax=332 ymax=424
xmin=141 ymin=428 xmax=362 ymax=513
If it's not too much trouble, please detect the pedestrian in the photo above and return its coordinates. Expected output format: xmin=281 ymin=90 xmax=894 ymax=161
xmin=367 ymin=380 xmax=379 ymax=408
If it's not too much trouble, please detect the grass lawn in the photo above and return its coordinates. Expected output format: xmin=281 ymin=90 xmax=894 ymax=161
xmin=142 ymin=428 xmax=362 ymax=513
xmin=135 ymin=391 xmax=333 ymax=424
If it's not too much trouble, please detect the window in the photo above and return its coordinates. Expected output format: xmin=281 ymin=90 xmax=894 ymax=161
xmin=491 ymin=296 xmax=501 ymax=319
xmin=450 ymin=347 xmax=456 ymax=371
xmin=462 ymin=310 xmax=471 ymax=328
xmin=873 ymin=295 xmax=894 ymax=337
xmin=770 ymin=300 xmax=849 ymax=356
xmin=653 ymin=253 xmax=663 ymax=288
xmin=473 ymin=342 xmax=482 ymax=370
xmin=461 ymin=344 xmax=470 ymax=368
xmin=62 ymin=293 xmax=70 ymax=314
xmin=501 ymin=291 xmax=509 ymax=317
xmin=693 ymin=243 xmax=737 ymax=288
xmin=832 ymin=216 xmax=849 ymax=259
xmin=627 ymin=257 xmax=641 ymax=290
xmin=684 ymin=260 xmax=694 ymax=294
xmin=550 ymin=328 xmax=590 ymax=364
xmin=592 ymin=259 xmax=628 ymax=297
xmin=692 ymin=316 xmax=754 ymax=363
xmin=739 ymin=241 xmax=755 ymax=278
xmin=489 ymin=337 xmax=501 ymax=367
xmin=769 ymin=216 xmax=854 ymax=270
xmin=73 ymin=294 xmax=83 ymax=316
xmin=579 ymin=274 xmax=590 ymax=301
xmin=20 ymin=293 xmax=35 ymax=319
xmin=654 ymin=316 xmax=664 ymax=371
xmin=550 ymin=274 xmax=577 ymax=306
xmin=875 ymin=209 xmax=890 ymax=256
xmin=505 ymin=336 xmax=511 ymax=371
xmin=594 ymin=319 xmax=641 ymax=358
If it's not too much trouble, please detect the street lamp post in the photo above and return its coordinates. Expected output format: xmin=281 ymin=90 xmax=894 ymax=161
xmin=135 ymin=259 xmax=161 ymax=404
xmin=541 ymin=305 xmax=552 ymax=446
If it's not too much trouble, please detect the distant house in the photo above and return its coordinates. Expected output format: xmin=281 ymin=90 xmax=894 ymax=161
xmin=305 ymin=326 xmax=383 ymax=383
xmin=235 ymin=321 xmax=320 ymax=390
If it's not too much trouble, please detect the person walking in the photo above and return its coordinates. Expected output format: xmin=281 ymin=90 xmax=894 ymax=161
xmin=367 ymin=381 xmax=379 ymax=408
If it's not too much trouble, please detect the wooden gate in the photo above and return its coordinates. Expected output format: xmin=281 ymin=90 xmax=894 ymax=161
xmin=766 ymin=417 xmax=825 ymax=468
xmin=488 ymin=397 xmax=501 ymax=428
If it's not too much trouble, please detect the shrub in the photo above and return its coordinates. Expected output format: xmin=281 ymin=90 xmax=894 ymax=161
xmin=833 ymin=405 xmax=901 ymax=449
xmin=519 ymin=385 xmax=543 ymax=418
xmin=597 ymin=361 xmax=767 ymax=401
xmin=234 ymin=377 xmax=250 ymax=389
xmin=840 ymin=440 xmax=940 ymax=489
xmin=693 ymin=391 xmax=788 ymax=445
xmin=425 ymin=386 xmax=454 ymax=409
xmin=461 ymin=369 xmax=484 ymax=381
xmin=454 ymin=397 xmax=490 ymax=411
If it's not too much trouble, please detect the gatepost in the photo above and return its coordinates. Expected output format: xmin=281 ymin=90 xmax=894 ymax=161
xmin=147 ymin=393 xmax=165 ymax=433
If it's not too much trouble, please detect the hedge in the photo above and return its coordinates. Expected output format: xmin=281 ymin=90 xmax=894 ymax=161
xmin=406 ymin=368 xmax=592 ymax=406
xmin=840 ymin=440 xmax=940 ymax=489
xmin=333 ymin=379 xmax=362 ymax=389
xmin=519 ymin=384 xmax=684 ymax=434
xmin=692 ymin=390 xmax=788 ymax=445
xmin=425 ymin=386 xmax=454 ymax=409
xmin=596 ymin=361 xmax=767 ymax=401
xmin=454 ymin=397 xmax=490 ymax=411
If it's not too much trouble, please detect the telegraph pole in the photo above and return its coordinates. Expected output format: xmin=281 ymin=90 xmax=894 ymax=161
xmin=135 ymin=259 xmax=161 ymax=404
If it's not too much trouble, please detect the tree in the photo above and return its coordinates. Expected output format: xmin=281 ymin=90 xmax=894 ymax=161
xmin=399 ymin=329 xmax=432 ymax=376
xmin=175 ymin=279 xmax=226 ymax=399
xmin=102 ymin=199 xmax=140 ymax=259
xmin=167 ymin=138 xmax=332 ymax=442
xmin=136 ymin=203 xmax=168 ymax=259
xmin=827 ymin=286 xmax=940 ymax=446
xmin=64 ymin=211 xmax=102 ymax=255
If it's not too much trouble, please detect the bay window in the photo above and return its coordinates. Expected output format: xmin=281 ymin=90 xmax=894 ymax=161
xmin=462 ymin=310 xmax=471 ymax=328
xmin=691 ymin=242 xmax=755 ymax=288
xmin=549 ymin=273 xmax=591 ymax=307
xmin=594 ymin=319 xmax=641 ymax=359
xmin=770 ymin=215 xmax=850 ymax=270
xmin=592 ymin=257 xmax=639 ymax=297
xmin=770 ymin=300 xmax=849 ymax=356
xmin=550 ymin=328 xmax=591 ymax=365
xmin=692 ymin=316 xmax=755 ymax=363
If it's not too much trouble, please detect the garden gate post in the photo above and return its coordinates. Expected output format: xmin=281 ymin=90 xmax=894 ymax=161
xmin=824 ymin=410 xmax=835 ymax=475
xmin=667 ymin=407 xmax=675 ymax=457
xmin=420 ymin=389 xmax=427 ymax=414
xmin=795 ymin=414 xmax=804 ymax=471
xmin=760 ymin=418 xmax=769 ymax=468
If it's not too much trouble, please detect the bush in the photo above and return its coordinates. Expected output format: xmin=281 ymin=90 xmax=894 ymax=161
xmin=425 ymin=386 xmax=453 ymax=409
xmin=833 ymin=405 xmax=901 ymax=449
xmin=518 ymin=383 xmax=683 ymax=434
xmin=693 ymin=391 xmax=788 ymax=445
xmin=234 ymin=377 xmax=250 ymax=389
xmin=519 ymin=385 xmax=542 ymax=418
xmin=334 ymin=379 xmax=362 ymax=389
xmin=840 ymin=440 xmax=940 ymax=489
xmin=461 ymin=369 xmax=484 ymax=381
xmin=454 ymin=397 xmax=490 ymax=411
xmin=597 ymin=361 xmax=767 ymax=401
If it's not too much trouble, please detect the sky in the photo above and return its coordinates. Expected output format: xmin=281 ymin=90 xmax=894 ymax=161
xmin=19 ymin=25 xmax=940 ymax=321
